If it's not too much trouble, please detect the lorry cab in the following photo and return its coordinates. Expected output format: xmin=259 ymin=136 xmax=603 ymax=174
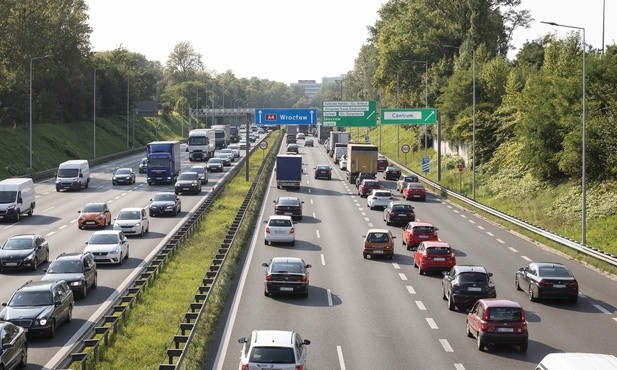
xmin=0 ymin=178 xmax=36 ymax=222
xmin=56 ymin=160 xmax=90 ymax=192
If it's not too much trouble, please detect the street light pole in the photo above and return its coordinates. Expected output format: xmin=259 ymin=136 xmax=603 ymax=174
xmin=29 ymin=54 xmax=51 ymax=170
xmin=542 ymin=21 xmax=586 ymax=244
xmin=93 ymin=67 xmax=106 ymax=159
xmin=126 ymin=75 xmax=130 ymax=150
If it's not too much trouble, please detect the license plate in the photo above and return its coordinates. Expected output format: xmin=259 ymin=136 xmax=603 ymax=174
xmin=280 ymin=287 xmax=293 ymax=292
xmin=468 ymin=287 xmax=482 ymax=292
xmin=398 ymin=213 xmax=407 ymax=216
xmin=419 ymin=235 xmax=429 ymax=238
xmin=87 ymin=221 xmax=96 ymax=225
xmin=413 ymin=195 xmax=421 ymax=198
xmin=553 ymin=284 xmax=566 ymax=288
xmin=497 ymin=327 xmax=514 ymax=332
xmin=275 ymin=230 xmax=286 ymax=234
xmin=182 ymin=187 xmax=190 ymax=190
xmin=284 ymin=212 xmax=293 ymax=215
xmin=434 ymin=258 xmax=445 ymax=261
xmin=372 ymin=250 xmax=383 ymax=254
xmin=5 ymin=263 xmax=18 ymax=267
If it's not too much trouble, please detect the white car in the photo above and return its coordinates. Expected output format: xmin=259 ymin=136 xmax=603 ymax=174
xmin=219 ymin=149 xmax=235 ymax=162
xmin=339 ymin=159 xmax=348 ymax=170
xmin=367 ymin=190 xmax=395 ymax=210
xmin=84 ymin=230 xmax=129 ymax=265
xmin=226 ymin=144 xmax=241 ymax=158
xmin=238 ymin=140 xmax=248 ymax=150
xmin=238 ymin=330 xmax=310 ymax=370
xmin=113 ymin=208 xmax=149 ymax=236
xmin=264 ymin=215 xmax=295 ymax=245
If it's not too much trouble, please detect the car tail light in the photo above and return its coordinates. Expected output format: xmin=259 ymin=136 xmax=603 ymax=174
xmin=537 ymin=279 xmax=549 ymax=288
xmin=389 ymin=212 xmax=396 ymax=217
xmin=451 ymin=283 xmax=460 ymax=291
xmin=266 ymin=274 xmax=272 ymax=281
xmin=295 ymin=365 xmax=304 ymax=370
xmin=290 ymin=227 xmax=295 ymax=234
xmin=265 ymin=226 xmax=270 ymax=234
xmin=241 ymin=365 xmax=249 ymax=370
xmin=301 ymin=275 xmax=308 ymax=282
xmin=568 ymin=281 xmax=578 ymax=288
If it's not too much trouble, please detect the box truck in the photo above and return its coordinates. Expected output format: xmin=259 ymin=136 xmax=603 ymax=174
xmin=0 ymin=178 xmax=36 ymax=221
xmin=187 ymin=129 xmax=215 ymax=161
xmin=146 ymin=141 xmax=181 ymax=185
xmin=346 ymin=144 xmax=379 ymax=184
xmin=276 ymin=155 xmax=302 ymax=190
xmin=56 ymin=160 xmax=90 ymax=191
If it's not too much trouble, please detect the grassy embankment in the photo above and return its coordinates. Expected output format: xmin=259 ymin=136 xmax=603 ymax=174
xmin=90 ymin=132 xmax=280 ymax=369
xmin=350 ymin=125 xmax=617 ymax=274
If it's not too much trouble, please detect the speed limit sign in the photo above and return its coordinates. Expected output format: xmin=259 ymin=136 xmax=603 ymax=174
xmin=401 ymin=144 xmax=410 ymax=153
xmin=259 ymin=141 xmax=268 ymax=150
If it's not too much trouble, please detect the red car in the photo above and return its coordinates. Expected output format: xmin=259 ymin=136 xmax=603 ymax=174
xmin=402 ymin=182 xmax=426 ymax=201
xmin=358 ymin=179 xmax=382 ymax=198
xmin=466 ymin=299 xmax=528 ymax=352
xmin=413 ymin=241 xmax=456 ymax=275
xmin=377 ymin=156 xmax=389 ymax=172
xmin=402 ymin=221 xmax=439 ymax=250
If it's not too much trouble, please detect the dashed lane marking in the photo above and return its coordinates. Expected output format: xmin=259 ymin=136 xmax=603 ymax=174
xmin=416 ymin=301 xmax=426 ymax=310
xmin=508 ymin=247 xmax=519 ymax=253
xmin=497 ymin=239 xmax=505 ymax=244
xmin=392 ymin=263 xmax=400 ymax=269
xmin=327 ymin=289 xmax=333 ymax=307
xmin=316 ymin=230 xmax=320 ymax=239
xmin=364 ymin=217 xmax=370 ymax=222
xmin=426 ymin=318 xmax=439 ymax=329
xmin=58 ymin=225 xmax=68 ymax=230
xmin=439 ymin=339 xmax=454 ymax=352
xmin=398 ymin=273 xmax=408 ymax=281
xmin=468 ymin=220 xmax=476 ymax=224
xmin=487 ymin=232 xmax=495 ymax=237
xmin=46 ymin=231 xmax=56 ymax=236
xmin=521 ymin=256 xmax=532 ymax=262
xmin=42 ymin=207 xmax=54 ymax=212
xmin=310 ymin=199 xmax=314 ymax=204
xmin=337 ymin=346 xmax=346 ymax=370
xmin=593 ymin=304 xmax=611 ymax=314
xmin=406 ymin=286 xmax=416 ymax=294
xmin=477 ymin=225 xmax=485 ymax=230
xmin=461 ymin=215 xmax=467 ymax=218
xmin=321 ymin=254 xmax=325 ymax=266
xmin=454 ymin=364 xmax=466 ymax=370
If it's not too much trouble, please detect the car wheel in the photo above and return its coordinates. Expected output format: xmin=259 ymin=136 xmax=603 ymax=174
xmin=302 ymin=290 xmax=309 ymax=298
xmin=363 ymin=253 xmax=367 ymax=259
xmin=418 ymin=266 xmax=424 ymax=275
xmin=388 ymin=254 xmax=393 ymax=260
xmin=48 ymin=320 xmax=56 ymax=338
xmin=92 ymin=274 xmax=97 ymax=289
xmin=515 ymin=276 xmax=522 ymax=291
xmin=442 ymin=288 xmax=447 ymax=300
xmin=17 ymin=343 xmax=27 ymax=368
xmin=31 ymin=257 xmax=38 ymax=271
xmin=528 ymin=285 xmax=536 ymax=302
xmin=413 ymin=259 xmax=418 ymax=268
xmin=27 ymin=206 xmax=33 ymax=217
xmin=81 ymin=284 xmax=88 ymax=299
xmin=112 ymin=181 xmax=116 ymax=185
xmin=447 ymin=293 xmax=455 ymax=311
xmin=519 ymin=341 xmax=528 ymax=353
xmin=15 ymin=211 xmax=20 ymax=222
xmin=290 ymin=240 xmax=295 ymax=246
xmin=477 ymin=334 xmax=486 ymax=351
xmin=466 ymin=321 xmax=474 ymax=338
xmin=569 ymin=294 xmax=578 ymax=303
xmin=264 ymin=290 xmax=270 ymax=297
xmin=67 ymin=304 xmax=73 ymax=323
xmin=125 ymin=246 xmax=129 ymax=260
xmin=139 ymin=226 xmax=144 ymax=237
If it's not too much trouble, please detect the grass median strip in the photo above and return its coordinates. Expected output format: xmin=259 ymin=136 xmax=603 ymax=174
xmin=91 ymin=133 xmax=281 ymax=369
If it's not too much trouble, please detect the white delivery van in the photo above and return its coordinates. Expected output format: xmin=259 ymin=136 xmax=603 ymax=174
xmin=536 ymin=353 xmax=617 ymax=370
xmin=56 ymin=160 xmax=90 ymax=192
xmin=0 ymin=178 xmax=36 ymax=222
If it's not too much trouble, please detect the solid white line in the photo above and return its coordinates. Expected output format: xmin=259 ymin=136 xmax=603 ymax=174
xmin=415 ymin=301 xmax=426 ymax=310
xmin=439 ymin=339 xmax=454 ymax=352
xmin=593 ymin=304 xmax=611 ymax=314
xmin=508 ymin=247 xmax=518 ymax=253
xmin=321 ymin=254 xmax=325 ymax=266
xmin=399 ymin=273 xmax=408 ymax=281
xmin=327 ymin=289 xmax=333 ymax=307
xmin=392 ymin=262 xmax=400 ymax=269
xmin=477 ymin=225 xmax=485 ymax=230
xmin=521 ymin=255 xmax=532 ymax=261
xmin=426 ymin=318 xmax=439 ymax=329
xmin=337 ymin=346 xmax=346 ymax=370
xmin=406 ymin=285 xmax=416 ymax=294
xmin=486 ymin=232 xmax=495 ymax=237
xmin=316 ymin=230 xmax=320 ymax=239
xmin=497 ymin=239 xmax=505 ymax=244
xmin=454 ymin=363 xmax=466 ymax=370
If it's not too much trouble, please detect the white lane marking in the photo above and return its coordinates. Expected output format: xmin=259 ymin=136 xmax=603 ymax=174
xmin=351 ymin=196 xmax=357 ymax=200
xmin=392 ymin=263 xmax=400 ymax=269
xmin=521 ymin=256 xmax=532 ymax=262
xmin=327 ymin=289 xmax=333 ymax=307
xmin=508 ymin=247 xmax=518 ymax=253
xmin=42 ymin=207 xmax=54 ymax=212
xmin=310 ymin=199 xmax=314 ymax=204
xmin=58 ymin=225 xmax=68 ymax=230
xmin=486 ymin=232 xmax=495 ymax=237
xmin=337 ymin=346 xmax=346 ymax=370
xmin=613 ymin=318 xmax=617 ymax=323
xmin=453 ymin=210 xmax=460 ymax=214
xmin=367 ymin=223 xmax=374 ymax=227
xmin=308 ymin=188 xmax=312 ymax=194
xmin=399 ymin=273 xmax=408 ymax=281
xmin=593 ymin=304 xmax=611 ymax=314
xmin=361 ymin=212 xmax=367 ymax=216
xmin=426 ymin=318 xmax=439 ymax=329
xmin=460 ymin=214 xmax=467 ymax=218
xmin=454 ymin=364 xmax=466 ymax=370
xmin=415 ymin=301 xmax=426 ymax=310
xmin=439 ymin=339 xmax=454 ymax=352
xmin=46 ymin=231 xmax=56 ymax=236
xmin=406 ymin=286 xmax=416 ymax=294
xmin=316 ymin=230 xmax=320 ymax=239
xmin=477 ymin=225 xmax=485 ymax=230
xmin=468 ymin=220 xmax=476 ymax=224
xmin=364 ymin=217 xmax=370 ymax=221
xmin=321 ymin=254 xmax=325 ymax=266
xmin=497 ymin=239 xmax=506 ymax=244
xmin=313 ymin=212 xmax=316 ymax=218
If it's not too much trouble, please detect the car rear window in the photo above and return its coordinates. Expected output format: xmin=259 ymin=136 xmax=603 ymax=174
xmin=271 ymin=262 xmax=303 ymax=273
xmin=426 ymin=247 xmax=451 ymax=255
xmin=539 ymin=266 xmax=572 ymax=278
xmin=413 ymin=226 xmax=435 ymax=233
xmin=488 ymin=307 xmax=522 ymax=322
xmin=367 ymin=233 xmax=390 ymax=243
xmin=458 ymin=272 xmax=489 ymax=283
xmin=250 ymin=347 xmax=295 ymax=364
xmin=269 ymin=219 xmax=292 ymax=227
xmin=374 ymin=191 xmax=391 ymax=197
xmin=278 ymin=198 xmax=300 ymax=206
xmin=392 ymin=205 xmax=413 ymax=212
xmin=366 ymin=182 xmax=381 ymax=188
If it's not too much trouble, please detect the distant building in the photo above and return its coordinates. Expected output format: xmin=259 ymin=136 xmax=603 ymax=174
xmin=290 ymin=80 xmax=321 ymax=100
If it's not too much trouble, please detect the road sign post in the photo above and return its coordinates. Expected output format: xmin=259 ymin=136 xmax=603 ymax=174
xmin=259 ymin=140 xmax=268 ymax=161
xmin=401 ymin=144 xmax=410 ymax=167
xmin=422 ymin=156 xmax=430 ymax=175
xmin=322 ymin=100 xmax=377 ymax=127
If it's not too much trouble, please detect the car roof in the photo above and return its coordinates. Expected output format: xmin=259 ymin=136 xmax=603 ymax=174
xmin=55 ymin=252 xmax=89 ymax=260
xmin=190 ymin=165 xmax=206 ymax=169
xmin=453 ymin=265 xmax=488 ymax=274
xmin=277 ymin=196 xmax=300 ymax=201
xmin=477 ymin=298 xmax=523 ymax=309
xmin=7 ymin=234 xmax=38 ymax=239
xmin=421 ymin=241 xmax=450 ymax=248
xmin=20 ymin=280 xmax=59 ymax=291
xmin=270 ymin=257 xmax=304 ymax=264
xmin=91 ymin=230 xmax=122 ymax=236
xmin=268 ymin=215 xmax=293 ymax=221
xmin=83 ymin=202 xmax=106 ymax=206
xmin=118 ymin=207 xmax=143 ymax=213
xmin=367 ymin=228 xmax=391 ymax=234
xmin=251 ymin=330 xmax=295 ymax=347
xmin=533 ymin=262 xmax=569 ymax=268
xmin=115 ymin=167 xmax=132 ymax=171
xmin=409 ymin=221 xmax=434 ymax=227
xmin=155 ymin=191 xmax=175 ymax=196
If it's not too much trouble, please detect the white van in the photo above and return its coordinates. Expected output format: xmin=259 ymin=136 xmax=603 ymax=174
xmin=536 ymin=353 xmax=617 ymax=370
xmin=0 ymin=178 xmax=36 ymax=222
xmin=56 ymin=160 xmax=90 ymax=192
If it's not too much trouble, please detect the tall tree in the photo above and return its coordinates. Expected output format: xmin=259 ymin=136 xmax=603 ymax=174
xmin=165 ymin=42 xmax=204 ymax=85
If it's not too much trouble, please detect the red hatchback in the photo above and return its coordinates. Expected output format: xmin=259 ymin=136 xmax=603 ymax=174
xmin=358 ymin=179 xmax=382 ymax=198
xmin=413 ymin=241 xmax=456 ymax=275
xmin=402 ymin=221 xmax=439 ymax=250
xmin=403 ymin=182 xmax=426 ymax=201
xmin=466 ymin=299 xmax=528 ymax=352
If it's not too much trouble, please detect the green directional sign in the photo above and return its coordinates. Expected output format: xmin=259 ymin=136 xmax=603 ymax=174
xmin=380 ymin=108 xmax=437 ymax=124
xmin=322 ymin=100 xmax=377 ymax=127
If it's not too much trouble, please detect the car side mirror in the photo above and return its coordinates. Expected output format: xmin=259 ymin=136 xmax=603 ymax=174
xmin=261 ymin=263 xmax=269 ymax=267
xmin=303 ymin=340 xmax=311 ymax=345
xmin=442 ymin=271 xmax=448 ymax=276
xmin=273 ymin=200 xmax=277 ymax=204
xmin=488 ymin=272 xmax=493 ymax=277
xmin=391 ymin=236 xmax=396 ymax=239
xmin=55 ymin=299 xmax=62 ymax=306
xmin=518 ymin=267 xmax=525 ymax=272
xmin=1 ymin=302 xmax=7 ymax=307
xmin=85 ymin=241 xmax=89 ymax=245
xmin=305 ymin=264 xmax=312 ymax=268
xmin=238 ymin=338 xmax=247 ymax=344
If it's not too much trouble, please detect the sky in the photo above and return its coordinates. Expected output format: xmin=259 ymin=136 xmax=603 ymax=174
xmin=86 ymin=0 xmax=616 ymax=85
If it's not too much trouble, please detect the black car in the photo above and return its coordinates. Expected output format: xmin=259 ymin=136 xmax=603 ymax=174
xmin=112 ymin=167 xmax=136 ymax=185
xmin=314 ymin=164 xmax=332 ymax=180
xmin=262 ymin=257 xmax=311 ymax=297
xmin=189 ymin=165 xmax=209 ymax=184
xmin=42 ymin=252 xmax=97 ymax=298
xmin=442 ymin=265 xmax=496 ymax=311
xmin=516 ymin=262 xmax=579 ymax=303
xmin=383 ymin=202 xmax=415 ymax=226
xmin=0 ymin=234 xmax=49 ymax=271
xmin=384 ymin=166 xmax=402 ymax=180
xmin=174 ymin=172 xmax=201 ymax=195
xmin=355 ymin=172 xmax=376 ymax=188
xmin=206 ymin=158 xmax=224 ymax=172
xmin=138 ymin=157 xmax=148 ymax=173
xmin=0 ymin=280 xmax=73 ymax=337
xmin=0 ymin=321 xmax=27 ymax=369
xmin=273 ymin=197 xmax=304 ymax=220
xmin=149 ymin=192 xmax=181 ymax=217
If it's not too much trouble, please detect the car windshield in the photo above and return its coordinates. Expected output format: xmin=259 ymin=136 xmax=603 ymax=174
xmin=178 ymin=173 xmax=197 ymax=180
xmin=367 ymin=233 xmax=389 ymax=243
xmin=413 ymin=226 xmax=435 ymax=233
xmin=373 ymin=191 xmax=391 ymax=197
xmin=426 ymin=247 xmax=451 ymax=255
xmin=10 ymin=291 xmax=53 ymax=306
xmin=2 ymin=237 xmax=33 ymax=250
xmin=458 ymin=272 xmax=489 ymax=283
xmin=89 ymin=234 xmax=119 ymax=244
xmin=488 ymin=307 xmax=522 ymax=322
xmin=115 ymin=169 xmax=131 ymax=174
xmin=208 ymin=159 xmax=222 ymax=164
xmin=47 ymin=260 xmax=82 ymax=273
xmin=117 ymin=211 xmax=141 ymax=220
xmin=58 ymin=168 xmax=79 ymax=177
xmin=538 ymin=266 xmax=573 ymax=278
xmin=0 ymin=191 xmax=17 ymax=203
xmin=153 ymin=194 xmax=176 ymax=202
xmin=278 ymin=198 xmax=300 ymax=206
xmin=392 ymin=205 xmax=413 ymax=212
xmin=317 ymin=166 xmax=329 ymax=170
xmin=190 ymin=167 xmax=205 ymax=175
xmin=271 ymin=262 xmax=304 ymax=273
xmin=82 ymin=204 xmax=104 ymax=213
xmin=269 ymin=219 xmax=292 ymax=227
xmin=249 ymin=347 xmax=295 ymax=364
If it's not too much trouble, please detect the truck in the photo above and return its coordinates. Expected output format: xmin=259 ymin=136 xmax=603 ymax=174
xmin=0 ymin=178 xmax=36 ymax=222
xmin=146 ymin=141 xmax=181 ymax=185
xmin=55 ymin=160 xmax=90 ymax=191
xmin=328 ymin=131 xmax=350 ymax=157
xmin=275 ymin=154 xmax=302 ymax=190
xmin=317 ymin=122 xmax=333 ymax=144
xmin=187 ymin=129 xmax=215 ymax=161
xmin=229 ymin=125 xmax=239 ymax=143
xmin=346 ymin=143 xmax=379 ymax=184
xmin=211 ymin=125 xmax=229 ymax=148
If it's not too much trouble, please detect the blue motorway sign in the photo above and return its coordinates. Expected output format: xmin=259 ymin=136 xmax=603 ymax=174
xmin=422 ymin=156 xmax=430 ymax=173
xmin=254 ymin=108 xmax=318 ymax=125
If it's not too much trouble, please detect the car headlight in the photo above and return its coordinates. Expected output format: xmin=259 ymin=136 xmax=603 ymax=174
xmin=38 ymin=318 xmax=48 ymax=326
xmin=96 ymin=215 xmax=105 ymax=220
xmin=24 ymin=252 xmax=35 ymax=261
xmin=8 ymin=205 xmax=15 ymax=210
xmin=71 ymin=281 xmax=83 ymax=286
xmin=112 ymin=248 xmax=121 ymax=254
xmin=134 ymin=222 xmax=142 ymax=227
xmin=78 ymin=216 xmax=85 ymax=221
xmin=164 ymin=205 xmax=173 ymax=209
xmin=191 ymin=182 xmax=197 ymax=186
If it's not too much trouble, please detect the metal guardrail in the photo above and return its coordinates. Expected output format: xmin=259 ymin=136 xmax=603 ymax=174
xmin=413 ymin=170 xmax=617 ymax=267
xmin=57 ymin=134 xmax=278 ymax=369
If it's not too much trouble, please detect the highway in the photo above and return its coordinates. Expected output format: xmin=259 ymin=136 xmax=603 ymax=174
xmin=0 ymin=142 xmax=253 ymax=370
xmin=213 ymin=139 xmax=617 ymax=369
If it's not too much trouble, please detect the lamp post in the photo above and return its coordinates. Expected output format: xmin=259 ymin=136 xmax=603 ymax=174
xmin=126 ymin=75 xmax=130 ymax=149
xmin=402 ymin=60 xmax=429 ymax=157
xmin=29 ymin=54 xmax=51 ymax=170
xmin=444 ymin=45 xmax=475 ymax=199
xmin=93 ymin=67 xmax=107 ymax=159
xmin=542 ymin=21 xmax=586 ymax=244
